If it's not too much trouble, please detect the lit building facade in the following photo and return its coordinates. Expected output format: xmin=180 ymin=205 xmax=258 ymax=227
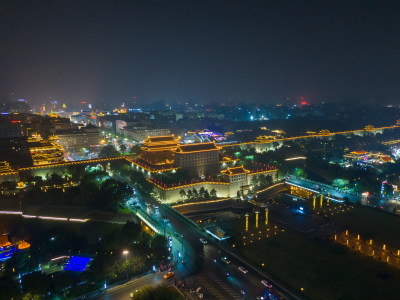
xmin=174 ymin=142 xmax=221 ymax=169
xmin=141 ymin=135 xmax=180 ymax=165
xmin=56 ymin=125 xmax=100 ymax=156
xmin=28 ymin=140 xmax=65 ymax=166
xmin=124 ymin=127 xmax=171 ymax=142
xmin=221 ymin=166 xmax=250 ymax=183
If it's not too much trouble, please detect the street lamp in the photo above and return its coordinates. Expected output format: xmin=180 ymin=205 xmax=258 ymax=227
xmin=123 ymin=250 xmax=129 ymax=261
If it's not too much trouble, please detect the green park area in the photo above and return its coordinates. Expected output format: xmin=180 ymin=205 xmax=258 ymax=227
xmin=130 ymin=285 xmax=185 ymax=300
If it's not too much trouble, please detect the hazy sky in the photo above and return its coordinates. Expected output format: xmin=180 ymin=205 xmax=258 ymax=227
xmin=1 ymin=0 xmax=400 ymax=106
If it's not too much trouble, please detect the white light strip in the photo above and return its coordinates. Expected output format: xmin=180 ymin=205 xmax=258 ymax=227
xmin=69 ymin=218 xmax=88 ymax=222
xmin=51 ymin=256 xmax=70 ymax=261
xmin=205 ymin=229 xmax=230 ymax=241
xmin=285 ymin=157 xmax=307 ymax=161
xmin=136 ymin=212 xmax=160 ymax=234
xmin=38 ymin=216 xmax=68 ymax=221
xmin=0 ymin=211 xmax=22 ymax=215
xmin=22 ymin=215 xmax=37 ymax=218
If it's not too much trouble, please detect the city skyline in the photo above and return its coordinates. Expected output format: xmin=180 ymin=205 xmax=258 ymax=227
xmin=1 ymin=1 xmax=400 ymax=105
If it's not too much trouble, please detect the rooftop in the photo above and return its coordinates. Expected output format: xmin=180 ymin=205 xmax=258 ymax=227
xmin=349 ymin=151 xmax=368 ymax=155
xmin=145 ymin=135 xmax=177 ymax=143
xmin=221 ymin=166 xmax=250 ymax=175
xmin=176 ymin=142 xmax=220 ymax=153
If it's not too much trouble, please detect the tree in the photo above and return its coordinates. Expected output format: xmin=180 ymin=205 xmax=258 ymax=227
xmin=332 ymin=178 xmax=349 ymax=189
xmin=66 ymin=164 xmax=85 ymax=181
xmin=210 ymin=188 xmax=217 ymax=199
xmin=251 ymin=175 xmax=259 ymax=188
xmin=129 ymin=171 xmax=153 ymax=198
xmin=295 ymin=168 xmax=307 ymax=178
xmin=382 ymin=183 xmax=394 ymax=198
xmin=179 ymin=189 xmax=186 ymax=200
xmin=99 ymin=145 xmax=120 ymax=158
xmin=0 ymin=180 xmax=16 ymax=195
xmin=151 ymin=235 xmax=168 ymax=259
xmin=187 ymin=189 xmax=193 ymax=199
xmin=96 ymin=179 xmax=131 ymax=212
xmin=199 ymin=187 xmax=206 ymax=199
xmin=204 ymin=189 xmax=210 ymax=199
xmin=192 ymin=188 xmax=199 ymax=199
xmin=119 ymin=144 xmax=127 ymax=153
xmin=130 ymin=145 xmax=143 ymax=157
xmin=130 ymin=286 xmax=185 ymax=300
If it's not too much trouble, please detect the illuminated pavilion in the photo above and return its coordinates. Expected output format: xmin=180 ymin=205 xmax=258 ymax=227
xmin=141 ymin=135 xmax=180 ymax=165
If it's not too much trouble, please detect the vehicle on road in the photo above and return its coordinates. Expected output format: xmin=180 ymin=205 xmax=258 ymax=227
xmin=221 ymin=257 xmax=231 ymax=264
xmin=199 ymin=238 xmax=207 ymax=244
xmin=129 ymin=290 xmax=138 ymax=298
xmin=261 ymin=279 xmax=273 ymax=289
xmin=164 ymin=271 xmax=175 ymax=279
xmin=238 ymin=266 xmax=248 ymax=274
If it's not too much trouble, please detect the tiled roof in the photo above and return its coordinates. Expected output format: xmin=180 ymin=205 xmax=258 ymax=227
xmin=176 ymin=142 xmax=220 ymax=153
xmin=221 ymin=166 xmax=250 ymax=175
xmin=146 ymin=135 xmax=177 ymax=143
xmin=350 ymin=151 xmax=368 ymax=155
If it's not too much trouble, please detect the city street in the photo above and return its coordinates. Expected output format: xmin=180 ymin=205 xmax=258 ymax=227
xmin=97 ymin=272 xmax=175 ymax=300
xmin=102 ymin=173 xmax=301 ymax=300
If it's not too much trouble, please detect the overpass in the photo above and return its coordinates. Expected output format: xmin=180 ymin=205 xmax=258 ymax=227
xmin=172 ymin=198 xmax=253 ymax=215
xmin=285 ymin=177 xmax=360 ymax=203
xmin=256 ymin=182 xmax=289 ymax=201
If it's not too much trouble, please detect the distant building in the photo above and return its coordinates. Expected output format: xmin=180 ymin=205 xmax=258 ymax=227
xmin=174 ymin=142 xmax=220 ymax=169
xmin=95 ymin=113 xmax=150 ymax=133
xmin=344 ymin=150 xmax=394 ymax=164
xmin=124 ymin=126 xmax=171 ymax=142
xmin=0 ymin=161 xmax=12 ymax=173
xmin=0 ymin=137 xmax=33 ymax=168
xmin=0 ymin=120 xmax=23 ymax=138
xmin=56 ymin=124 xmax=100 ymax=156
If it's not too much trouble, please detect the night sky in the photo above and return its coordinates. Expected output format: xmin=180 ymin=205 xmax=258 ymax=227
xmin=1 ymin=0 xmax=400 ymax=106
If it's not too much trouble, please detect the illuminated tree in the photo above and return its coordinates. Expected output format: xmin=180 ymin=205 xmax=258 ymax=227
xmin=382 ymin=183 xmax=394 ymax=198
xmin=99 ymin=145 xmax=120 ymax=158
xmin=199 ymin=187 xmax=206 ymax=199
xmin=179 ymin=189 xmax=186 ymax=200
xmin=119 ymin=144 xmax=127 ymax=153
xmin=210 ymin=188 xmax=217 ymax=199
xmin=332 ymin=178 xmax=349 ymax=189
xmin=192 ymin=188 xmax=199 ymax=199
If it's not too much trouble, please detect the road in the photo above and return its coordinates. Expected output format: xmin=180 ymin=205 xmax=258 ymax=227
xmin=97 ymin=272 xmax=175 ymax=300
xmin=100 ymin=173 xmax=302 ymax=300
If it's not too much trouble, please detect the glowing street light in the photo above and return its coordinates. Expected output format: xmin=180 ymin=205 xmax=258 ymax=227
xmin=123 ymin=250 xmax=129 ymax=261
xmin=255 ymin=211 xmax=259 ymax=228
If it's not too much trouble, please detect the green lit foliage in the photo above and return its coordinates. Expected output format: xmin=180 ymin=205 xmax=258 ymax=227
xmin=99 ymin=145 xmax=121 ymax=158
xmin=332 ymin=178 xmax=350 ymax=189
xmin=382 ymin=183 xmax=394 ymax=198
xmin=130 ymin=286 xmax=185 ymax=300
